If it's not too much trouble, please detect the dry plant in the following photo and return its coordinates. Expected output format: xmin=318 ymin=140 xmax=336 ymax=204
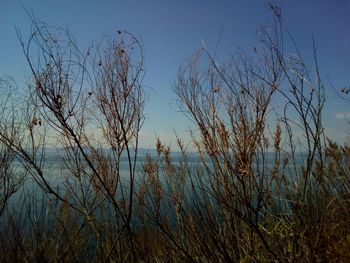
xmin=0 ymin=4 xmax=349 ymax=263
xmin=0 ymin=77 xmax=27 ymax=218
xmin=0 ymin=14 xmax=145 ymax=262
xmin=135 ymin=4 xmax=350 ymax=263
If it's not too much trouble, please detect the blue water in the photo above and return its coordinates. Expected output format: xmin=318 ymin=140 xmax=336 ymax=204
xmin=2 ymin=148 xmax=311 ymax=232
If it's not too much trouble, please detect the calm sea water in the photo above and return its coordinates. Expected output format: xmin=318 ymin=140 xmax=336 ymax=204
xmin=8 ymin=148 xmax=309 ymax=194
xmin=3 ymin=149 xmax=309 ymax=226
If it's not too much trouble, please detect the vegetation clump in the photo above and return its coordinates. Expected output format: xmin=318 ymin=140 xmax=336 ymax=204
xmin=0 ymin=7 xmax=350 ymax=262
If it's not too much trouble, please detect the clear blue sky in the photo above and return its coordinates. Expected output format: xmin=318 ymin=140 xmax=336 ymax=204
xmin=1 ymin=0 xmax=350 ymax=147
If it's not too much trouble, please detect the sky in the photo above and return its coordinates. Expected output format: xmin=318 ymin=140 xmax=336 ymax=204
xmin=1 ymin=0 xmax=350 ymax=148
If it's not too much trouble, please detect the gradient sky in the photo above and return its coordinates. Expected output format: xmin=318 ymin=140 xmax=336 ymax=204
xmin=1 ymin=0 xmax=350 ymax=147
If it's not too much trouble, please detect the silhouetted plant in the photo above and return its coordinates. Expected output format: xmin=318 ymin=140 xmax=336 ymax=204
xmin=135 ymin=4 xmax=349 ymax=262
xmin=0 ymin=5 xmax=349 ymax=263
xmin=0 ymin=14 xmax=145 ymax=262
xmin=0 ymin=77 xmax=27 ymax=218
